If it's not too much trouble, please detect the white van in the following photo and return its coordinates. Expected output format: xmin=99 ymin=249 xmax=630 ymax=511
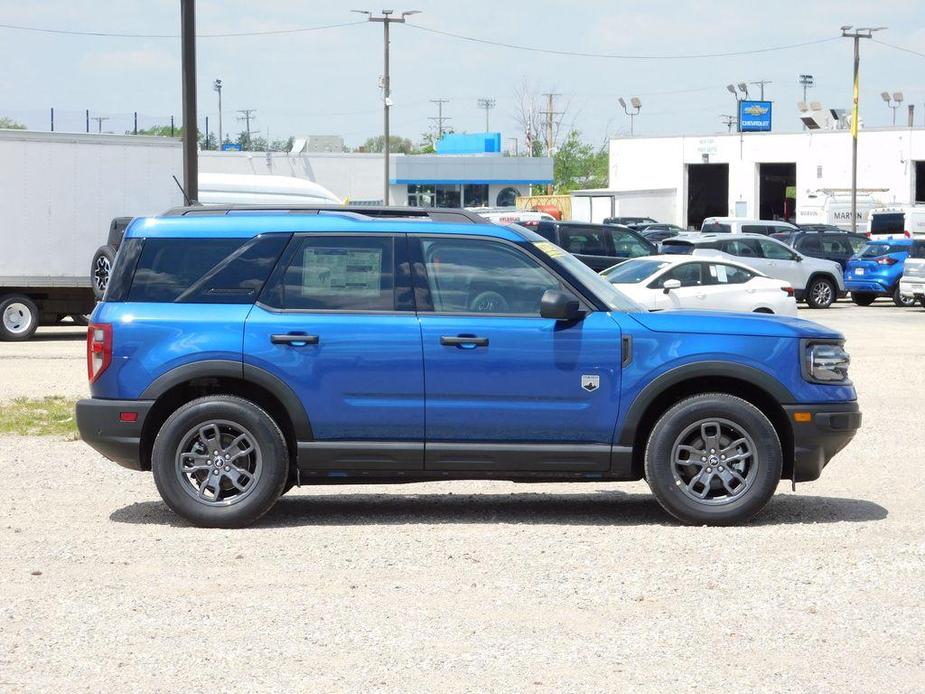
xmin=797 ymin=190 xmax=883 ymax=232
xmin=867 ymin=206 xmax=925 ymax=240
xmin=197 ymin=172 xmax=342 ymax=205
xmin=700 ymin=217 xmax=798 ymax=235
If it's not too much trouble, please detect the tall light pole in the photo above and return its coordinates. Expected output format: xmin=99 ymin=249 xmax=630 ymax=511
xmin=477 ymin=97 xmax=496 ymax=131
xmin=618 ymin=97 xmax=642 ymax=135
xmin=180 ymin=0 xmax=197 ymax=202
xmin=354 ymin=9 xmax=421 ymax=205
xmin=881 ymin=91 xmax=904 ymax=126
xmin=842 ymin=25 xmax=886 ymax=232
xmin=213 ymin=78 xmax=223 ymax=148
xmin=799 ymin=74 xmax=815 ymax=130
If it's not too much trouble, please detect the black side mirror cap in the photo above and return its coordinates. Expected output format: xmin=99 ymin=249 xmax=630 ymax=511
xmin=540 ymin=289 xmax=585 ymax=321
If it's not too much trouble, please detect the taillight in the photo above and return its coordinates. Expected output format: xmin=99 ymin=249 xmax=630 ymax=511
xmin=866 ymin=232 xmax=872 ymax=239
xmin=87 ymin=323 xmax=112 ymax=384
xmin=876 ymin=256 xmax=897 ymax=266
xmin=781 ymin=286 xmax=794 ymax=297
xmin=904 ymin=230 xmax=912 ymax=238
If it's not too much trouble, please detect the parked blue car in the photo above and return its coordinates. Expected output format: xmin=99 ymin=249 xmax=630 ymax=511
xmin=846 ymin=238 xmax=916 ymax=306
xmin=76 ymin=206 xmax=861 ymax=528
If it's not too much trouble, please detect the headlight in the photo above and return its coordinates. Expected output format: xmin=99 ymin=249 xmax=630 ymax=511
xmin=802 ymin=341 xmax=851 ymax=384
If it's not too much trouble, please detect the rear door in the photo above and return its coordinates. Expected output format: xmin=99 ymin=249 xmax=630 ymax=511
xmin=245 ymin=233 xmax=425 ymax=469
xmin=413 ymin=235 xmax=622 ymax=471
xmin=558 ymin=225 xmax=617 ymax=271
xmin=756 ymin=237 xmax=806 ymax=289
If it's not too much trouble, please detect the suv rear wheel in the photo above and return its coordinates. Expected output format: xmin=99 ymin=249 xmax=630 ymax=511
xmin=152 ymin=395 xmax=288 ymax=528
xmin=805 ymin=277 xmax=835 ymax=309
xmin=644 ymin=393 xmax=782 ymax=525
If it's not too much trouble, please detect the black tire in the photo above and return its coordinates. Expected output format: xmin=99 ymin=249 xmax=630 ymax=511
xmin=644 ymin=393 xmax=782 ymax=525
xmin=91 ymin=245 xmax=117 ymax=300
xmin=805 ymin=276 xmax=835 ymax=309
xmin=0 ymin=294 xmax=39 ymax=341
xmin=851 ymin=292 xmax=876 ymax=306
xmin=893 ymin=286 xmax=916 ymax=308
xmin=151 ymin=395 xmax=289 ymax=528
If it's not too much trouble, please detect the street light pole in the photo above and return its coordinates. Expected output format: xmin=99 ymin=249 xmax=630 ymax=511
xmin=842 ymin=25 xmax=885 ymax=232
xmin=799 ymin=74 xmax=815 ymax=131
xmin=355 ymin=9 xmax=421 ymax=205
xmin=180 ymin=0 xmax=198 ymax=202
xmin=618 ymin=97 xmax=642 ymax=136
xmin=213 ymin=78 xmax=223 ymax=149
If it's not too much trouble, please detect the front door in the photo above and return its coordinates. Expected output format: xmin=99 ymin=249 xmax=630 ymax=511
xmin=412 ymin=235 xmax=622 ymax=471
xmin=244 ymin=233 xmax=424 ymax=470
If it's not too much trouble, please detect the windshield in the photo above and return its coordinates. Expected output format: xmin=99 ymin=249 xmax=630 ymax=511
xmin=531 ymin=241 xmax=646 ymax=312
xmin=859 ymin=242 xmax=909 ymax=258
xmin=601 ymin=258 xmax=671 ymax=284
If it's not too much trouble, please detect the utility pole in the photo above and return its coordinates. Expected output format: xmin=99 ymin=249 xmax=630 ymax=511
xmin=180 ymin=0 xmax=198 ymax=202
xmin=720 ymin=115 xmax=737 ymax=133
xmin=842 ymin=25 xmax=885 ymax=232
xmin=236 ymin=108 xmax=256 ymax=147
xmin=91 ymin=115 xmax=109 ymax=133
xmin=749 ymin=80 xmax=772 ymax=100
xmin=428 ymin=98 xmax=450 ymax=141
xmin=539 ymin=92 xmax=562 ymax=194
xmin=213 ymin=78 xmax=223 ymax=147
xmin=477 ymin=97 xmax=496 ymax=131
xmin=354 ymin=10 xmax=421 ymax=205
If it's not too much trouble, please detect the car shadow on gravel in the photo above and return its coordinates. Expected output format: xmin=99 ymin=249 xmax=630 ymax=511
xmin=109 ymin=491 xmax=887 ymax=528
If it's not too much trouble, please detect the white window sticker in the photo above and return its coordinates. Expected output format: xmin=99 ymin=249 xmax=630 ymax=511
xmin=302 ymin=247 xmax=382 ymax=298
xmin=715 ymin=264 xmax=728 ymax=283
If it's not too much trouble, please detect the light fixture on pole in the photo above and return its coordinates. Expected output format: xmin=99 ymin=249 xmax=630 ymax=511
xmin=737 ymin=83 xmax=749 ymax=99
xmin=842 ymin=25 xmax=887 ymax=232
xmin=213 ymin=78 xmax=223 ymax=149
xmin=881 ymin=91 xmax=904 ymax=126
xmin=618 ymin=96 xmax=642 ymax=135
xmin=798 ymin=74 xmax=815 ymax=130
xmin=353 ymin=9 xmax=421 ymax=205
xmin=477 ymin=98 xmax=496 ymax=132
xmin=726 ymin=84 xmax=741 ymax=132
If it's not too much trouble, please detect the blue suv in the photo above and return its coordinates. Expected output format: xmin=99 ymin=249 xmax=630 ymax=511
xmin=846 ymin=238 xmax=916 ymax=306
xmin=76 ymin=206 xmax=861 ymax=528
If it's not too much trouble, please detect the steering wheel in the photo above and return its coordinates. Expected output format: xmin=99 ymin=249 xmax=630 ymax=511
xmin=469 ymin=290 xmax=509 ymax=313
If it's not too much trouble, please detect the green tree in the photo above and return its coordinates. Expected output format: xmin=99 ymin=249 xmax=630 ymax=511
xmin=552 ymin=129 xmax=608 ymax=193
xmin=357 ymin=135 xmax=414 ymax=154
xmin=134 ymin=124 xmax=180 ymax=138
xmin=0 ymin=116 xmax=27 ymax=130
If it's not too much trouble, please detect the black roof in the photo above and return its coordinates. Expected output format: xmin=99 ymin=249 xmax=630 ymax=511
xmin=160 ymin=204 xmax=489 ymax=224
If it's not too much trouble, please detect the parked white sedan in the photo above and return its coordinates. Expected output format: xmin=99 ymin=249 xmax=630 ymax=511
xmin=601 ymin=255 xmax=799 ymax=316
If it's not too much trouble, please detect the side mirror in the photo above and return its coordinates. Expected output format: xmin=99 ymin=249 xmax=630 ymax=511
xmin=662 ymin=279 xmax=681 ymax=294
xmin=540 ymin=289 xmax=584 ymax=321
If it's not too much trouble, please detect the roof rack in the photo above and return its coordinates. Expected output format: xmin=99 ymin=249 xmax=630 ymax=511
xmin=159 ymin=204 xmax=490 ymax=224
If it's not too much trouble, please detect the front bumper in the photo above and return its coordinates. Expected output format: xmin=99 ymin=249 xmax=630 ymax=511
xmin=76 ymin=399 xmax=154 ymax=471
xmin=784 ymin=402 xmax=861 ymax=483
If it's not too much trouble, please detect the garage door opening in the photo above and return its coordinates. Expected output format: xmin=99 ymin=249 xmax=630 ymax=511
xmin=759 ymin=163 xmax=796 ymax=222
xmin=687 ymin=164 xmax=728 ymax=228
xmin=915 ymin=161 xmax=925 ymax=203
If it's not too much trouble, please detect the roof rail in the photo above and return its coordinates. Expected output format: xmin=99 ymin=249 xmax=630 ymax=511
xmin=159 ymin=203 xmax=490 ymax=224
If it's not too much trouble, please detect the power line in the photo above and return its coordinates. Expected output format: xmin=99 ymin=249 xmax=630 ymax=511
xmin=428 ymin=99 xmax=450 ymax=139
xmin=872 ymin=38 xmax=925 ymax=59
xmin=404 ymin=23 xmax=841 ymax=59
xmin=236 ymin=108 xmax=256 ymax=142
xmin=0 ymin=19 xmax=365 ymax=39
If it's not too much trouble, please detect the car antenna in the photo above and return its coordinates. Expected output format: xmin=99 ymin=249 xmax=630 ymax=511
xmin=172 ymin=175 xmax=198 ymax=206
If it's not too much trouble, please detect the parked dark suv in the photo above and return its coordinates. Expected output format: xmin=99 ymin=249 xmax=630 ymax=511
xmin=534 ymin=221 xmax=655 ymax=271
xmin=771 ymin=229 xmax=868 ymax=271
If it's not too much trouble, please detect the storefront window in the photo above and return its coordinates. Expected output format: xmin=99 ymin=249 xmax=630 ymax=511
xmin=408 ymin=183 xmax=462 ymax=207
xmin=435 ymin=184 xmax=461 ymax=207
xmin=407 ymin=184 xmax=435 ymax=207
xmin=463 ymin=184 xmax=489 ymax=208
xmin=496 ymin=186 xmax=518 ymax=207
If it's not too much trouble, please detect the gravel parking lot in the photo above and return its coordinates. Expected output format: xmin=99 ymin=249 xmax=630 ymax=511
xmin=1 ymin=302 xmax=923 ymax=692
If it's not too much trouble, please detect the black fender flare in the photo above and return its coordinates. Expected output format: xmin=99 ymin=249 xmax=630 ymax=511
xmin=140 ymin=359 xmax=313 ymax=440
xmin=616 ymin=360 xmax=795 ymax=447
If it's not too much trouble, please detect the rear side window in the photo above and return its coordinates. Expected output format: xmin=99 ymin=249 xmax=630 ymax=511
xmin=701 ymin=223 xmax=731 ymax=233
xmin=720 ymin=239 xmax=761 ymax=258
xmin=708 ymin=263 xmax=753 ymax=284
xmin=177 ymin=235 xmax=290 ymax=304
xmin=561 ymin=227 xmax=610 ymax=256
xmin=128 ymin=238 xmax=244 ymax=303
xmin=741 ymin=224 xmax=768 ymax=235
xmin=609 ymin=229 xmax=653 ymax=258
xmin=870 ymin=213 xmax=905 ymax=235
xmin=274 ymin=236 xmax=395 ymax=311
xmin=661 ymin=241 xmax=695 ymax=255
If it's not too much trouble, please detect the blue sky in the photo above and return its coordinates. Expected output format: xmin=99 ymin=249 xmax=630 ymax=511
xmin=1 ymin=0 xmax=923 ymax=147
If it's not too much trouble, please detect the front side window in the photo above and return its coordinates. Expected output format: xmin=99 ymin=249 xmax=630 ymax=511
xmin=603 ymin=258 xmax=671 ymax=284
xmin=757 ymin=239 xmax=797 ymax=261
xmin=662 ymin=263 xmax=705 ymax=287
xmin=276 ymin=236 xmax=395 ymax=311
xmin=561 ymin=227 xmax=610 ymax=256
xmin=609 ymin=229 xmax=654 ymax=258
xmin=420 ymin=238 xmax=560 ymax=315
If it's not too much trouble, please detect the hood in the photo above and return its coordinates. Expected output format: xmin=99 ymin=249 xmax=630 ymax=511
xmin=628 ymin=310 xmax=843 ymax=339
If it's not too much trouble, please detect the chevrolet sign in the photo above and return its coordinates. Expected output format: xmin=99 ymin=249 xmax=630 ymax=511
xmin=739 ymin=100 xmax=772 ymax=132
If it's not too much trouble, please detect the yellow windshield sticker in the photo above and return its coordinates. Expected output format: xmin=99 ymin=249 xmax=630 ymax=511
xmin=533 ymin=241 xmax=566 ymax=258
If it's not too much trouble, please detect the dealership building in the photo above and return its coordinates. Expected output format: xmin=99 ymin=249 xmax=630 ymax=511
xmin=573 ymin=126 xmax=925 ymax=229
xmin=200 ymin=132 xmax=552 ymax=207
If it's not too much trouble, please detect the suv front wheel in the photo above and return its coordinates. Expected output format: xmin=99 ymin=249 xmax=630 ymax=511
xmin=805 ymin=277 xmax=835 ymax=309
xmin=152 ymin=395 xmax=289 ymax=528
xmin=644 ymin=393 xmax=782 ymax=525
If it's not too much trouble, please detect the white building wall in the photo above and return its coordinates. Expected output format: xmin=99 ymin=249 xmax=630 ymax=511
xmin=609 ymin=128 xmax=925 ymax=226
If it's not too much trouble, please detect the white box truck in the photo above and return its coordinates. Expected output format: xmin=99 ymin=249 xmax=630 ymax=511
xmin=796 ymin=189 xmax=885 ymax=232
xmin=0 ymin=130 xmax=183 ymax=340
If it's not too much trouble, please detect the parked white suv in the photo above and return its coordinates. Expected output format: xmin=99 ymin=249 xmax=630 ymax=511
xmin=701 ymin=217 xmax=799 ymax=236
xmin=899 ymin=241 xmax=925 ymax=307
xmin=661 ymin=233 xmax=845 ymax=308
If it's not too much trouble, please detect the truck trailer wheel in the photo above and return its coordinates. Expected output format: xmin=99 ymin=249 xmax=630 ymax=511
xmin=91 ymin=245 xmax=116 ymax=300
xmin=0 ymin=294 xmax=39 ymax=341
